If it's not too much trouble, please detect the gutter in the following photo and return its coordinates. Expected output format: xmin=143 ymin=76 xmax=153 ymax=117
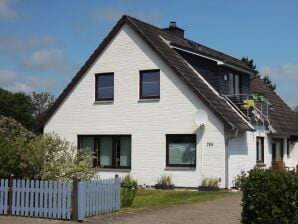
xmin=224 ymin=129 xmax=239 ymax=189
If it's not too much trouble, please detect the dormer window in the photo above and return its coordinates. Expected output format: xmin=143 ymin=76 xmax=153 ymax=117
xmin=95 ymin=73 xmax=114 ymax=101
xmin=139 ymin=69 xmax=160 ymax=99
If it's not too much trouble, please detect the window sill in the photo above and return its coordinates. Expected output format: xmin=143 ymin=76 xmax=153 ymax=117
xmin=93 ymin=167 xmax=131 ymax=172
xmin=255 ymin=163 xmax=266 ymax=167
xmin=94 ymin=100 xmax=114 ymax=105
xmin=138 ymin=98 xmax=160 ymax=103
xmin=165 ymin=167 xmax=196 ymax=171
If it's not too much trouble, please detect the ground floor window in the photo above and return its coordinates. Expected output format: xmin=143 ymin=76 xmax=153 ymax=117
xmin=78 ymin=135 xmax=131 ymax=169
xmin=256 ymin=137 xmax=264 ymax=163
xmin=166 ymin=134 xmax=196 ymax=167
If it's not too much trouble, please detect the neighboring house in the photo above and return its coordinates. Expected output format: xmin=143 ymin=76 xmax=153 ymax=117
xmin=39 ymin=15 xmax=298 ymax=188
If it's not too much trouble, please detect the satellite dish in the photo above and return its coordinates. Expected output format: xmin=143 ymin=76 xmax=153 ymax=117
xmin=193 ymin=110 xmax=208 ymax=127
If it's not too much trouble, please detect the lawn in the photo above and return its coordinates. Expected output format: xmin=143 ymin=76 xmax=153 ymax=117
xmin=124 ymin=189 xmax=229 ymax=210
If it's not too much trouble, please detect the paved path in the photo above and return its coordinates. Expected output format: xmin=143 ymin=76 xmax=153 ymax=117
xmin=0 ymin=193 xmax=242 ymax=224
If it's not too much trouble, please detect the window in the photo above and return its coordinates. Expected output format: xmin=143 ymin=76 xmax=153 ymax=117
xmin=140 ymin=70 xmax=160 ymax=99
xmin=228 ymin=73 xmax=241 ymax=95
xmin=166 ymin=134 xmax=196 ymax=167
xmin=78 ymin=135 xmax=131 ymax=169
xmin=95 ymin=73 xmax=114 ymax=101
xmin=256 ymin=137 xmax=264 ymax=163
xmin=287 ymin=139 xmax=290 ymax=158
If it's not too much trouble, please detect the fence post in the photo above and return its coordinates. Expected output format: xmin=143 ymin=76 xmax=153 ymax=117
xmin=8 ymin=174 xmax=14 ymax=215
xmin=71 ymin=176 xmax=80 ymax=221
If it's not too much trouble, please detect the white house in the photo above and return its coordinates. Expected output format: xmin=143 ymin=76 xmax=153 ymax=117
xmin=40 ymin=16 xmax=298 ymax=188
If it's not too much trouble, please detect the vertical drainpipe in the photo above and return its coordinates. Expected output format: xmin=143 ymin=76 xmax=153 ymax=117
xmin=225 ymin=129 xmax=238 ymax=189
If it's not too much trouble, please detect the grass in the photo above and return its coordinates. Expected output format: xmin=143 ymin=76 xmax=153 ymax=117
xmin=123 ymin=189 xmax=229 ymax=210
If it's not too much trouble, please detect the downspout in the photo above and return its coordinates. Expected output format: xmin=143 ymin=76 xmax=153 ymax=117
xmin=225 ymin=128 xmax=239 ymax=189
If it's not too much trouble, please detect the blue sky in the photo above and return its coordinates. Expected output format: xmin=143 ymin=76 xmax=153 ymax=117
xmin=0 ymin=0 xmax=298 ymax=107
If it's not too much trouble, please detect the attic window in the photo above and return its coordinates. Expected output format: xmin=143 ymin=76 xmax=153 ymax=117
xmin=139 ymin=69 xmax=160 ymax=99
xmin=95 ymin=73 xmax=114 ymax=101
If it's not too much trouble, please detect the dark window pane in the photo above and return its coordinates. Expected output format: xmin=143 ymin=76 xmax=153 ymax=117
xmin=96 ymin=74 xmax=114 ymax=100
xmin=79 ymin=136 xmax=94 ymax=151
xmin=141 ymin=70 xmax=160 ymax=98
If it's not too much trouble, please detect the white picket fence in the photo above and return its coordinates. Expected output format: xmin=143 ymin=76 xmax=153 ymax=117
xmin=0 ymin=179 xmax=8 ymax=215
xmin=78 ymin=177 xmax=121 ymax=221
xmin=11 ymin=179 xmax=72 ymax=219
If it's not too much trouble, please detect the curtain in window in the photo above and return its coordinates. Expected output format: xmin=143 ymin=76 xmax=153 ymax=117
xmin=100 ymin=136 xmax=113 ymax=166
xmin=119 ymin=136 xmax=131 ymax=166
xmin=169 ymin=143 xmax=196 ymax=165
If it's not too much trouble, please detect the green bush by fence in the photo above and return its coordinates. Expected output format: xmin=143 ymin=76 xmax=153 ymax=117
xmin=121 ymin=175 xmax=138 ymax=208
xmin=241 ymin=169 xmax=298 ymax=224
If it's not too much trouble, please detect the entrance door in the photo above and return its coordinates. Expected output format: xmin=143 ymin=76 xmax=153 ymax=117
xmin=272 ymin=138 xmax=284 ymax=161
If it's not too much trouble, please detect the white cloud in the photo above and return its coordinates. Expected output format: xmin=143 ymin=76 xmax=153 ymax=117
xmin=0 ymin=0 xmax=16 ymax=19
xmin=5 ymin=82 xmax=33 ymax=93
xmin=260 ymin=64 xmax=298 ymax=107
xmin=0 ymin=35 xmax=56 ymax=54
xmin=0 ymin=69 xmax=65 ymax=94
xmin=0 ymin=69 xmax=17 ymax=82
xmin=23 ymin=48 xmax=76 ymax=74
xmin=261 ymin=64 xmax=298 ymax=81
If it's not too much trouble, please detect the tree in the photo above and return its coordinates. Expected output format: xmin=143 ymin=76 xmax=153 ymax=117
xmin=31 ymin=91 xmax=55 ymax=124
xmin=0 ymin=115 xmax=94 ymax=180
xmin=262 ymin=75 xmax=276 ymax=91
xmin=241 ymin=57 xmax=258 ymax=73
xmin=0 ymin=88 xmax=35 ymax=130
xmin=241 ymin=57 xmax=276 ymax=91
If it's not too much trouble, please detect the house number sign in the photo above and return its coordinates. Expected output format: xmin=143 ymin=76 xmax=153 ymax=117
xmin=207 ymin=142 xmax=214 ymax=147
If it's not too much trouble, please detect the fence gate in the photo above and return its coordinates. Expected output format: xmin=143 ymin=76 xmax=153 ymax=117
xmin=77 ymin=177 xmax=121 ymax=221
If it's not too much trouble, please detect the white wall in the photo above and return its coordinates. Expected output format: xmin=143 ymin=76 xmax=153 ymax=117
xmin=44 ymin=24 xmax=226 ymax=188
xmin=227 ymin=124 xmax=270 ymax=187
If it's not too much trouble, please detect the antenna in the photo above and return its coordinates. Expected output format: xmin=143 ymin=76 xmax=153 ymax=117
xmin=193 ymin=110 xmax=208 ymax=127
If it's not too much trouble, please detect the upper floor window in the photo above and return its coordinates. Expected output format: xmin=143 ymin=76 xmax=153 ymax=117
xmin=95 ymin=73 xmax=114 ymax=101
xmin=166 ymin=134 xmax=196 ymax=167
xmin=140 ymin=70 xmax=160 ymax=99
xmin=229 ymin=73 xmax=241 ymax=95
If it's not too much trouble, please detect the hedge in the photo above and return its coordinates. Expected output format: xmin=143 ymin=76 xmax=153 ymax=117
xmin=241 ymin=169 xmax=298 ymax=224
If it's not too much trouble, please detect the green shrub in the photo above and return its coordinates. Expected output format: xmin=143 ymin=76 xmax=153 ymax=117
xmin=241 ymin=168 xmax=298 ymax=224
xmin=157 ymin=174 xmax=173 ymax=186
xmin=0 ymin=116 xmax=94 ymax=180
xmin=121 ymin=175 xmax=138 ymax=207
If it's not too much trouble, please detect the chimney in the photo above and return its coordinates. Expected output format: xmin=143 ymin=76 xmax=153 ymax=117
xmin=163 ymin=21 xmax=184 ymax=38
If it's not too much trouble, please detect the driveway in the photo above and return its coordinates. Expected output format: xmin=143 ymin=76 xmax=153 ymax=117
xmin=86 ymin=192 xmax=242 ymax=224
xmin=0 ymin=193 xmax=242 ymax=224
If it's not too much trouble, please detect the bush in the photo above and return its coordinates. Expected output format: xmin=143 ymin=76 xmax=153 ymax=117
xmin=241 ymin=168 xmax=298 ymax=224
xmin=121 ymin=175 xmax=138 ymax=207
xmin=233 ymin=170 xmax=247 ymax=190
xmin=0 ymin=116 xmax=95 ymax=180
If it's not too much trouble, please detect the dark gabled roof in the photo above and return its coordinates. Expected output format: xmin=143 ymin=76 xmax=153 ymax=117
xmin=39 ymin=15 xmax=253 ymax=131
xmin=251 ymin=76 xmax=298 ymax=135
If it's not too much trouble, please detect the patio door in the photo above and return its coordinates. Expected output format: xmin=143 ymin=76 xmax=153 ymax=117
xmin=272 ymin=138 xmax=284 ymax=161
